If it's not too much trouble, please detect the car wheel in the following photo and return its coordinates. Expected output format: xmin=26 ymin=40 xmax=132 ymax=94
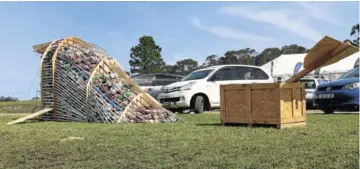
xmin=322 ymin=108 xmax=335 ymax=114
xmin=194 ymin=96 xmax=204 ymax=114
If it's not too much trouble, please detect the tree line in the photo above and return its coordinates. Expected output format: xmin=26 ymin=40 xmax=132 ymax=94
xmin=129 ymin=23 xmax=359 ymax=76
xmin=0 ymin=96 xmax=19 ymax=102
xmin=128 ymin=36 xmax=310 ymax=76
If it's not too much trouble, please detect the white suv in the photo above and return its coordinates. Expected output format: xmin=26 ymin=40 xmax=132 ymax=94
xmin=157 ymin=65 xmax=274 ymax=113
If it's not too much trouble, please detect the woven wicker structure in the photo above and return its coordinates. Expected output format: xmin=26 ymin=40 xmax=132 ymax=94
xmin=9 ymin=37 xmax=180 ymax=124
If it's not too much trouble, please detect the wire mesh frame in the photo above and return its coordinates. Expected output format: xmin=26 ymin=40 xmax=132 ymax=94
xmin=87 ymin=60 xmax=147 ymax=123
xmin=107 ymin=59 xmax=181 ymax=121
xmin=39 ymin=39 xmax=62 ymax=109
xmin=86 ymin=61 xmax=131 ymax=121
xmin=88 ymin=43 xmax=112 ymax=59
xmin=49 ymin=37 xmax=140 ymax=123
xmin=53 ymin=51 xmax=91 ymax=121
xmin=51 ymin=37 xmax=98 ymax=120
xmin=88 ymin=59 xmax=180 ymax=123
xmin=36 ymin=36 xmax=180 ymax=123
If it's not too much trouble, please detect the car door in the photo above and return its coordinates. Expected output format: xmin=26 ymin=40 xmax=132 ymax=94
xmin=232 ymin=66 xmax=259 ymax=84
xmin=250 ymin=67 xmax=272 ymax=83
xmin=206 ymin=66 xmax=237 ymax=107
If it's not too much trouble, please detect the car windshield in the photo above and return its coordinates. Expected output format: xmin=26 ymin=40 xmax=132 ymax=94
xmin=181 ymin=69 xmax=214 ymax=81
xmin=338 ymin=67 xmax=359 ymax=79
xmin=297 ymin=79 xmax=316 ymax=89
xmin=133 ymin=75 xmax=154 ymax=86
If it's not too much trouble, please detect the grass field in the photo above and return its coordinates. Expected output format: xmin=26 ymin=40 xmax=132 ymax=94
xmin=0 ymin=100 xmax=40 ymax=113
xmin=0 ymin=100 xmax=37 ymax=106
xmin=0 ymin=113 xmax=358 ymax=169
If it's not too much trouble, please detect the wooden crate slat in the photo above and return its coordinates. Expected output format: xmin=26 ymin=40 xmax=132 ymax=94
xmin=220 ymin=83 xmax=306 ymax=129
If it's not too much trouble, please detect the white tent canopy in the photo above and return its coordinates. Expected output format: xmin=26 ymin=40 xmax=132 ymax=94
xmin=261 ymin=52 xmax=359 ymax=78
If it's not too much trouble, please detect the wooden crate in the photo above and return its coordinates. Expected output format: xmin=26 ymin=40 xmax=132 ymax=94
xmin=220 ymin=83 xmax=306 ymax=129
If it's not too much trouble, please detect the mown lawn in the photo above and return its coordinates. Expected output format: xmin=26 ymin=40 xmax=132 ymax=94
xmin=0 ymin=100 xmax=37 ymax=106
xmin=0 ymin=113 xmax=358 ymax=169
xmin=0 ymin=100 xmax=40 ymax=113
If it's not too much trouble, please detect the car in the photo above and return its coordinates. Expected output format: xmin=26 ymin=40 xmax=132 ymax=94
xmin=157 ymin=65 xmax=274 ymax=114
xmin=296 ymin=77 xmax=328 ymax=108
xmin=132 ymin=73 xmax=184 ymax=99
xmin=313 ymin=67 xmax=359 ymax=114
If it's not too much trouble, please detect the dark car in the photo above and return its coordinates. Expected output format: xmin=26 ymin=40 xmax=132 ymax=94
xmin=313 ymin=67 xmax=359 ymax=114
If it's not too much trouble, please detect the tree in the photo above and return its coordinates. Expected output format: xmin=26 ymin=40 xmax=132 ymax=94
xmin=253 ymin=45 xmax=308 ymax=66
xmin=164 ymin=65 xmax=176 ymax=74
xmin=0 ymin=96 xmax=19 ymax=102
xmin=31 ymin=97 xmax=40 ymax=100
xmin=129 ymin=35 xmax=166 ymax=74
xmin=350 ymin=23 xmax=359 ymax=47
xmin=173 ymin=59 xmax=199 ymax=75
xmin=254 ymin=48 xmax=282 ymax=66
xmin=201 ymin=55 xmax=219 ymax=68
xmin=221 ymin=48 xmax=258 ymax=65
xmin=281 ymin=44 xmax=307 ymax=54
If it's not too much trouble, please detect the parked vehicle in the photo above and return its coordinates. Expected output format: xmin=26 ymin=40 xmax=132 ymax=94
xmin=296 ymin=77 xmax=328 ymax=108
xmin=132 ymin=73 xmax=184 ymax=99
xmin=313 ymin=67 xmax=359 ymax=114
xmin=157 ymin=65 xmax=274 ymax=114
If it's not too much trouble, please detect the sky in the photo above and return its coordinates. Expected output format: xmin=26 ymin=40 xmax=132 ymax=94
xmin=0 ymin=1 xmax=359 ymax=100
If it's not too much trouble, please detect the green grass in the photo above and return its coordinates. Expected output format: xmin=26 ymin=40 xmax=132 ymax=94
xmin=0 ymin=100 xmax=37 ymax=106
xmin=0 ymin=100 xmax=40 ymax=113
xmin=0 ymin=113 xmax=358 ymax=169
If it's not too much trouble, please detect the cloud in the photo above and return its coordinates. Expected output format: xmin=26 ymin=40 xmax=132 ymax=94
xmin=295 ymin=2 xmax=345 ymax=26
xmin=218 ymin=2 xmax=344 ymax=42
xmin=191 ymin=17 xmax=275 ymax=42
xmin=219 ymin=6 xmax=324 ymax=42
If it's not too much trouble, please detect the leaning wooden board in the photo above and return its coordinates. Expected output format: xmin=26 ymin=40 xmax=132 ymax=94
xmin=6 ymin=108 xmax=53 ymax=125
xmin=286 ymin=36 xmax=359 ymax=83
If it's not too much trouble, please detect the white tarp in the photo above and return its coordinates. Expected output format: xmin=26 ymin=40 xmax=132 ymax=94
xmin=261 ymin=52 xmax=360 ymax=78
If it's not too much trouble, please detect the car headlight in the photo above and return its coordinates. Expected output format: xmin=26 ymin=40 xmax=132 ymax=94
xmin=180 ymin=85 xmax=192 ymax=91
xmin=342 ymin=82 xmax=359 ymax=90
xmin=179 ymin=82 xmax=196 ymax=91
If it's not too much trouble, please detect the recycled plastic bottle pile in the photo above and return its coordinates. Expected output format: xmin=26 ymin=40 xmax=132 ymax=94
xmin=40 ymin=37 xmax=180 ymax=123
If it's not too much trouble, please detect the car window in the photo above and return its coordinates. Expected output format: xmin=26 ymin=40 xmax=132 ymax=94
xmin=212 ymin=67 xmax=236 ymax=81
xmin=318 ymin=79 xmax=328 ymax=84
xmin=153 ymin=80 xmax=175 ymax=86
xmin=156 ymin=74 xmax=178 ymax=81
xmin=182 ymin=69 xmax=214 ymax=81
xmin=154 ymin=74 xmax=180 ymax=86
xmin=338 ymin=67 xmax=359 ymax=79
xmin=252 ymin=68 xmax=269 ymax=80
xmin=133 ymin=74 xmax=155 ymax=86
xmin=297 ymin=79 xmax=316 ymax=89
xmin=136 ymin=81 xmax=154 ymax=86
xmin=233 ymin=67 xmax=255 ymax=80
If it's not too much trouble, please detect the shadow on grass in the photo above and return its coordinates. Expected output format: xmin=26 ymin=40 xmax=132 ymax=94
xmin=310 ymin=110 xmax=359 ymax=115
xmin=196 ymin=123 xmax=279 ymax=129
xmin=315 ymin=113 xmax=359 ymax=115
xmin=196 ymin=123 xmax=222 ymax=127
